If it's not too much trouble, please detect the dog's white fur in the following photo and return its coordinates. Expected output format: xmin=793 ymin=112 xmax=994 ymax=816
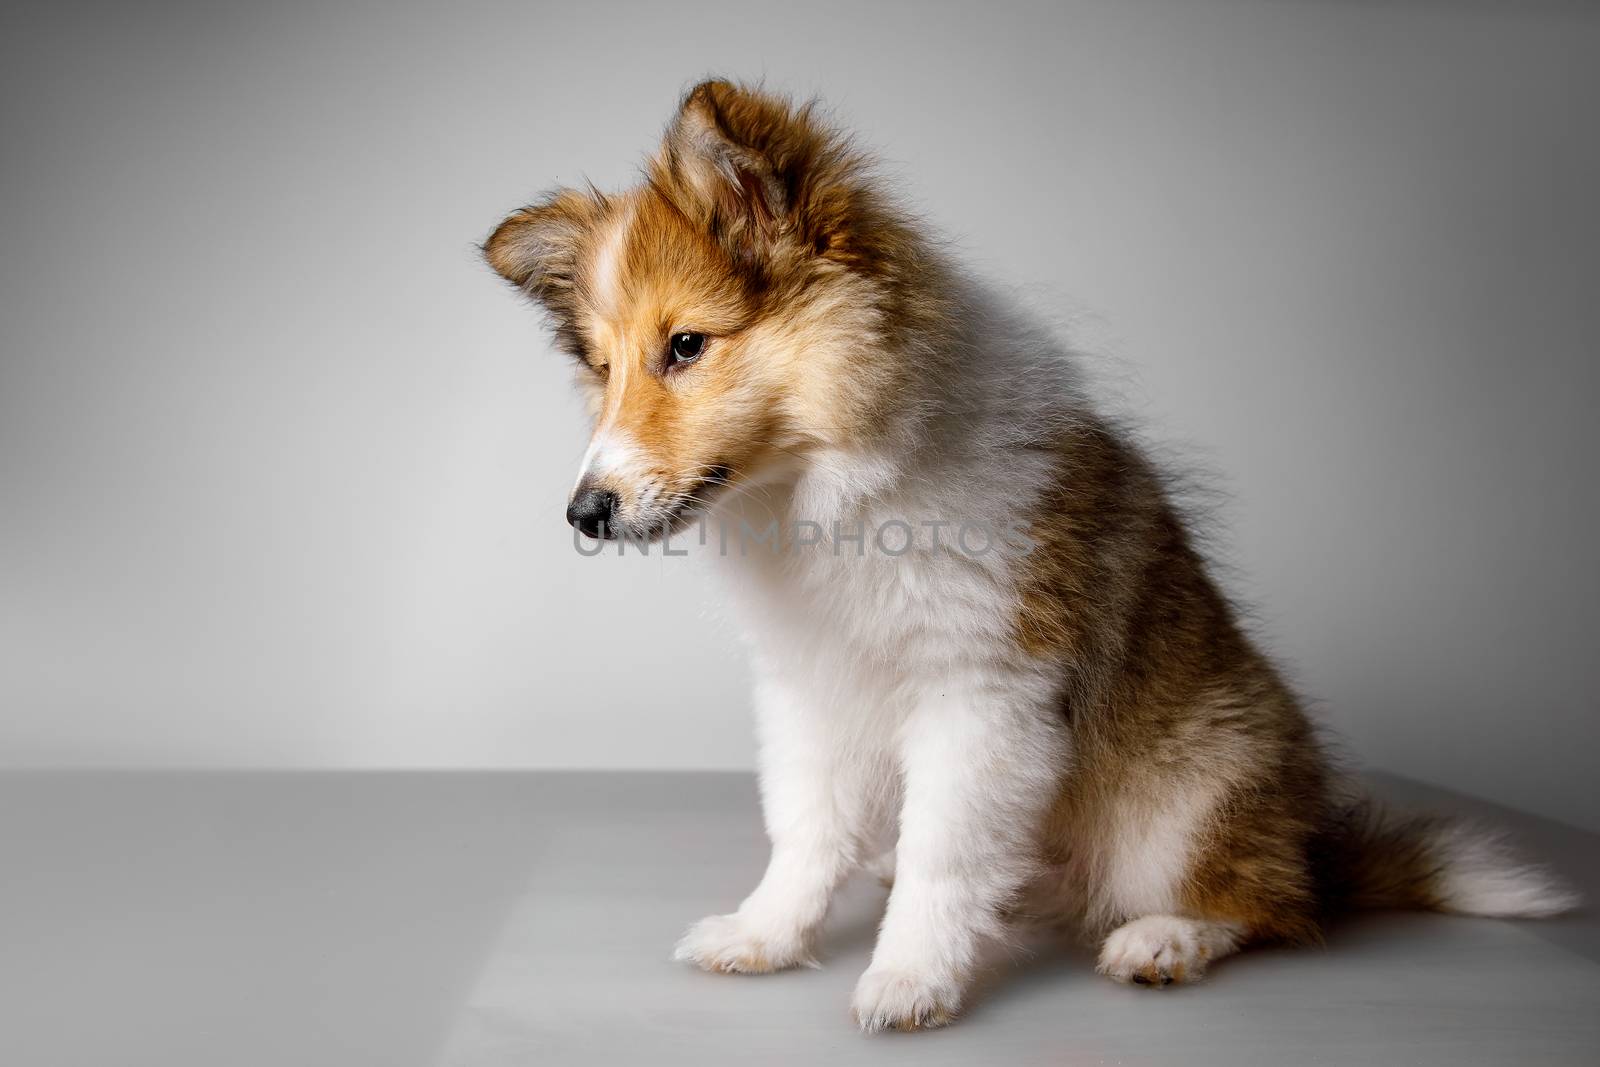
xmin=666 ymin=289 xmax=1092 ymax=1026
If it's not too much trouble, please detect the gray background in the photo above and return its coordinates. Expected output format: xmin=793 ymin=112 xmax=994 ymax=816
xmin=2 ymin=0 xmax=1596 ymax=830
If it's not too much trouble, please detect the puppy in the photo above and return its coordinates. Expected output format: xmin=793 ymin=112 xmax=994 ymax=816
xmin=483 ymin=81 xmax=1576 ymax=1031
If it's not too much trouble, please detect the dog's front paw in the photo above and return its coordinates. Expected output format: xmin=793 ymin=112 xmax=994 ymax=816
xmin=673 ymin=912 xmax=815 ymax=975
xmin=850 ymin=966 xmax=960 ymax=1032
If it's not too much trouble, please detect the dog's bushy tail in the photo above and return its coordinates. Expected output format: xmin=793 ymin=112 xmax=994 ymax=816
xmin=1316 ymin=797 xmax=1579 ymax=918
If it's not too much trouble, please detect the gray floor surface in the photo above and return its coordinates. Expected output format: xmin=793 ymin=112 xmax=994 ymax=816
xmin=1 ymin=771 xmax=1595 ymax=1066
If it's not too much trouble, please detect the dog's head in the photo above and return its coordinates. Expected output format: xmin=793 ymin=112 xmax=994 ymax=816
xmin=484 ymin=81 xmax=919 ymax=540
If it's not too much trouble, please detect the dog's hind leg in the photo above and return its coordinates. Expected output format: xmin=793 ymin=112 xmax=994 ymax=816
xmin=1096 ymin=914 xmax=1245 ymax=985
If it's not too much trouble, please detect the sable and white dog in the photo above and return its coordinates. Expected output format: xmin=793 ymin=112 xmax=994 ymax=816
xmin=484 ymin=81 xmax=1575 ymax=1031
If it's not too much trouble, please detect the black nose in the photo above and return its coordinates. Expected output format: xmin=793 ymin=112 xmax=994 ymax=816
xmin=566 ymin=486 xmax=617 ymax=539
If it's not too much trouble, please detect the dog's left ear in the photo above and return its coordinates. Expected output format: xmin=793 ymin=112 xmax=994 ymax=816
xmin=657 ymin=81 xmax=791 ymax=230
xmin=654 ymin=80 xmax=860 ymax=264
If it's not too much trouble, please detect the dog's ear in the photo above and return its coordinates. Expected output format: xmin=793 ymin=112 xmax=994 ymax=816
xmin=654 ymin=80 xmax=867 ymax=268
xmin=657 ymin=81 xmax=790 ymax=230
xmin=483 ymin=188 xmax=603 ymax=355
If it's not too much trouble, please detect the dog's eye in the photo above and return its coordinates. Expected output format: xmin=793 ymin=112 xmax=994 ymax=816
xmin=668 ymin=332 xmax=706 ymax=367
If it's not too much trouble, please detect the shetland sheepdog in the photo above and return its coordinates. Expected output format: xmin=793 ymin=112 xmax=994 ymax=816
xmin=483 ymin=80 xmax=1575 ymax=1031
